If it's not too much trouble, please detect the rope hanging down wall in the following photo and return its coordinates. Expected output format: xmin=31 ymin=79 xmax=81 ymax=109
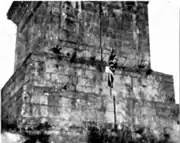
xmin=99 ymin=2 xmax=103 ymax=62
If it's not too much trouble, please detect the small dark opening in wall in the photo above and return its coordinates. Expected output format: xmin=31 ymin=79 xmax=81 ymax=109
xmin=177 ymin=121 xmax=180 ymax=124
xmin=66 ymin=18 xmax=74 ymax=25
xmin=90 ymin=56 xmax=95 ymax=61
xmin=70 ymin=51 xmax=76 ymax=63
xmin=138 ymin=64 xmax=145 ymax=69
xmin=81 ymin=2 xmax=84 ymax=10
xmin=112 ymin=11 xmax=116 ymax=17
xmin=164 ymin=133 xmax=170 ymax=139
xmin=67 ymin=53 xmax=70 ymax=57
xmin=76 ymin=2 xmax=79 ymax=9
xmin=66 ymin=1 xmax=71 ymax=6
xmin=55 ymin=64 xmax=59 ymax=69
xmin=58 ymin=55 xmax=62 ymax=61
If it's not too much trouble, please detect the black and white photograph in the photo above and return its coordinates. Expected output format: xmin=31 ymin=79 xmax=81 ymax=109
xmin=0 ymin=0 xmax=179 ymax=143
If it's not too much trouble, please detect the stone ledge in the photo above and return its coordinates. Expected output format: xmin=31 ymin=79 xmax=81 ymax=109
xmin=31 ymin=52 xmax=173 ymax=83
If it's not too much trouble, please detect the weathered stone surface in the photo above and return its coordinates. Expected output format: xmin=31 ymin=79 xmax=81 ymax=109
xmin=3 ymin=53 xmax=179 ymax=130
xmin=2 ymin=1 xmax=179 ymax=143
xmin=1 ymin=56 xmax=33 ymax=123
xmin=9 ymin=1 xmax=150 ymax=70
xmin=129 ymin=98 xmax=180 ymax=142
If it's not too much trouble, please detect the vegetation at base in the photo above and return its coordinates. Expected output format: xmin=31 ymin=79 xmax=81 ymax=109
xmin=87 ymin=124 xmax=174 ymax=143
xmin=1 ymin=119 xmax=51 ymax=143
xmin=1 ymin=119 xmax=174 ymax=143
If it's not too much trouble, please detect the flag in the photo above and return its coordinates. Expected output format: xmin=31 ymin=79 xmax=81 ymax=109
xmin=108 ymin=49 xmax=117 ymax=73
xmin=108 ymin=71 xmax=114 ymax=88
xmin=105 ymin=66 xmax=114 ymax=88
xmin=107 ymin=49 xmax=117 ymax=88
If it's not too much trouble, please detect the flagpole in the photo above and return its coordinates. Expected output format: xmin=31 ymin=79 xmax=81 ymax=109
xmin=99 ymin=1 xmax=102 ymax=62
xmin=112 ymin=88 xmax=117 ymax=130
xmin=110 ymin=87 xmax=117 ymax=130
xmin=107 ymin=48 xmax=117 ymax=130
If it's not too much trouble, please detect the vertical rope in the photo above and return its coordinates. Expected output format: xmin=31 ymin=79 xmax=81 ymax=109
xmin=132 ymin=2 xmax=140 ymax=66
xmin=132 ymin=3 xmax=139 ymax=53
xmin=58 ymin=1 xmax=62 ymax=43
xmin=49 ymin=2 xmax=53 ymax=46
xmin=43 ymin=3 xmax=47 ymax=47
xmin=99 ymin=1 xmax=103 ymax=62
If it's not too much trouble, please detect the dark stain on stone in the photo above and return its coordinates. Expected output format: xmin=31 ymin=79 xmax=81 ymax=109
xmin=96 ymin=63 xmax=105 ymax=72
xmin=66 ymin=18 xmax=74 ymax=26
xmin=57 ymin=55 xmax=62 ymax=61
xmin=55 ymin=64 xmax=59 ymax=69
xmin=3 ymin=2 xmax=180 ymax=142
xmin=63 ymin=28 xmax=71 ymax=38
xmin=37 ymin=61 xmax=44 ymax=73
xmin=62 ymin=83 xmax=69 ymax=91
xmin=90 ymin=56 xmax=96 ymax=61
xmin=138 ymin=64 xmax=146 ymax=69
xmin=70 ymin=51 xmax=77 ymax=63
xmin=66 ymin=52 xmax=70 ymax=57
xmin=50 ymin=45 xmax=61 ymax=54
xmin=145 ymin=69 xmax=153 ymax=76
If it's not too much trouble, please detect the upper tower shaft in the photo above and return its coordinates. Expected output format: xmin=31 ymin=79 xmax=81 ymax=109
xmin=7 ymin=1 xmax=150 ymax=70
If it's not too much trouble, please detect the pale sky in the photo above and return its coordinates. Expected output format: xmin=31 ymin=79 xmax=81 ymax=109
xmin=0 ymin=0 xmax=179 ymax=103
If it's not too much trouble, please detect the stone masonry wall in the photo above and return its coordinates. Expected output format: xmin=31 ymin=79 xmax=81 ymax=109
xmin=9 ymin=1 xmax=150 ymax=70
xmin=1 ymin=54 xmax=33 ymax=125
xmin=131 ymin=99 xmax=179 ymax=142
xmin=3 ymin=53 xmax=177 ymax=141
xmin=29 ymin=52 xmax=175 ymax=104
xmin=3 ymin=1 xmax=179 ymax=142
